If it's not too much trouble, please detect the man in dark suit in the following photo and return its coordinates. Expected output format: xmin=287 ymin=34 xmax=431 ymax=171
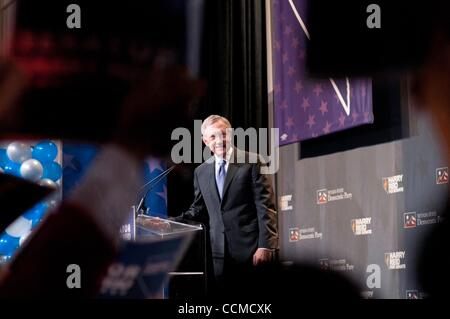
xmin=179 ymin=115 xmax=278 ymax=284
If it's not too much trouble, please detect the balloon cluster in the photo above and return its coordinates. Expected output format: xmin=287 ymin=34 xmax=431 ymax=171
xmin=0 ymin=141 xmax=61 ymax=183
xmin=0 ymin=141 xmax=61 ymax=260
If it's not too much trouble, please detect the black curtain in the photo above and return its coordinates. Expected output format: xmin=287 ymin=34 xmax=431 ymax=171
xmin=169 ymin=0 xmax=269 ymax=214
xmin=168 ymin=2 xmax=270 ymax=295
xmin=198 ymin=0 xmax=268 ymax=130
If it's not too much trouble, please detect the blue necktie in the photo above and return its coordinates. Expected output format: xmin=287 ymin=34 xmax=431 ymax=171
xmin=216 ymin=159 xmax=226 ymax=199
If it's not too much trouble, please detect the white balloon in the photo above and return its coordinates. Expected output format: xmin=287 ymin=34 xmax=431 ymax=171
xmin=5 ymin=216 xmax=32 ymax=238
xmin=39 ymin=178 xmax=58 ymax=189
xmin=47 ymin=199 xmax=60 ymax=209
xmin=19 ymin=231 xmax=32 ymax=246
xmin=20 ymin=159 xmax=44 ymax=182
xmin=0 ymin=167 xmax=3 ymax=173
xmin=6 ymin=142 xmax=32 ymax=164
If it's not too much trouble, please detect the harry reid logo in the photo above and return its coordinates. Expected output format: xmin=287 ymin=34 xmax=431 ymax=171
xmin=289 ymin=228 xmax=299 ymax=242
xmin=385 ymin=251 xmax=406 ymax=270
xmin=279 ymin=195 xmax=293 ymax=211
xmin=317 ymin=189 xmax=328 ymax=204
xmin=436 ymin=167 xmax=448 ymax=185
xmin=404 ymin=212 xmax=417 ymax=229
xmin=351 ymin=218 xmax=372 ymax=235
xmin=383 ymin=174 xmax=404 ymax=194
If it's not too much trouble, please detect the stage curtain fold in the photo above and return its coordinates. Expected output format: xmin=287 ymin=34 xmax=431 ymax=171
xmin=200 ymin=0 xmax=268 ymax=130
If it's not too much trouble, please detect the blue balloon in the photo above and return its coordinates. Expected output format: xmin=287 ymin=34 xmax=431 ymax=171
xmin=0 ymin=148 xmax=8 ymax=168
xmin=0 ymin=233 xmax=20 ymax=256
xmin=23 ymin=203 xmax=48 ymax=226
xmin=42 ymin=161 xmax=62 ymax=182
xmin=3 ymin=160 xmax=21 ymax=177
xmin=32 ymin=141 xmax=58 ymax=163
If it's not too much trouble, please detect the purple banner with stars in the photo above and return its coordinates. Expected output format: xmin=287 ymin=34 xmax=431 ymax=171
xmin=271 ymin=0 xmax=373 ymax=145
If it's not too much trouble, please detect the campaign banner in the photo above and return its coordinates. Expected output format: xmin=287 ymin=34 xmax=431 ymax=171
xmin=272 ymin=0 xmax=373 ymax=145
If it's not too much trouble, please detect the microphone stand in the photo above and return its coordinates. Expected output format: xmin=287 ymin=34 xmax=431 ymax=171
xmin=135 ymin=165 xmax=176 ymax=216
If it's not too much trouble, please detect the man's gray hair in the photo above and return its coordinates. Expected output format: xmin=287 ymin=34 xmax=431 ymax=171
xmin=201 ymin=115 xmax=232 ymax=135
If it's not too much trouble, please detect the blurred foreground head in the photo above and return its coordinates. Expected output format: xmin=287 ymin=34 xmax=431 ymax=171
xmin=0 ymin=59 xmax=204 ymax=159
xmin=1 ymin=0 xmax=205 ymax=159
xmin=411 ymin=13 xmax=450 ymax=299
xmin=411 ymin=32 xmax=450 ymax=161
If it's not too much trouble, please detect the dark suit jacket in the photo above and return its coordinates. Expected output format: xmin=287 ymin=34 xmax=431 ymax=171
xmin=181 ymin=148 xmax=278 ymax=274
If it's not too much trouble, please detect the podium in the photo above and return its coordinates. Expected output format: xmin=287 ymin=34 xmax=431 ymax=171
xmin=135 ymin=214 xmax=207 ymax=299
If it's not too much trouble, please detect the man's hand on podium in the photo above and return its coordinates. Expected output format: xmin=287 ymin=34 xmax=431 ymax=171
xmin=137 ymin=216 xmax=171 ymax=232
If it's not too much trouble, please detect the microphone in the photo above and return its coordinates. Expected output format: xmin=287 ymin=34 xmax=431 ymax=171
xmin=135 ymin=165 xmax=176 ymax=216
